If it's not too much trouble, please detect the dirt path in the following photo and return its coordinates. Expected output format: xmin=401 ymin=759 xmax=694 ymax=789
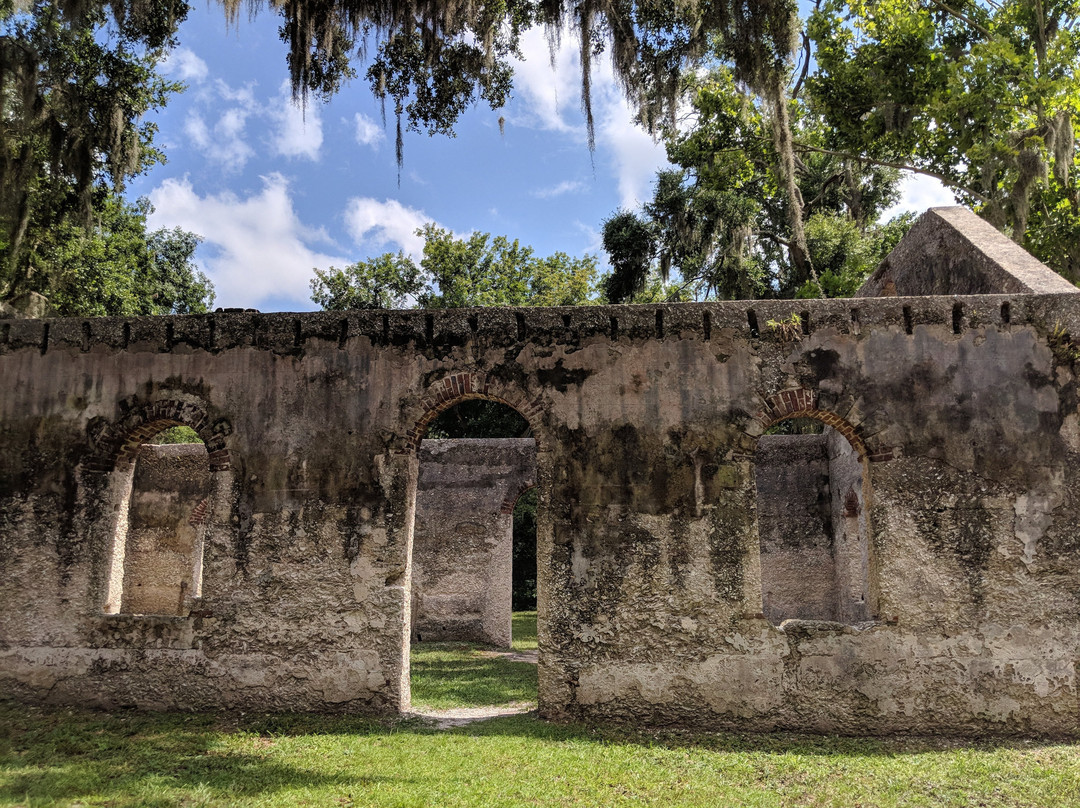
xmin=410 ymin=702 xmax=537 ymax=729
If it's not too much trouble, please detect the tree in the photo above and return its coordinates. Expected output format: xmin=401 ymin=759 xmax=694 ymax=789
xmin=601 ymin=68 xmax=908 ymax=302
xmin=24 ymin=195 xmax=214 ymax=317
xmin=808 ymin=0 xmax=1080 ymax=283
xmin=416 ymin=224 xmax=597 ymax=308
xmin=0 ymin=0 xmax=189 ymax=306
xmin=310 ymin=252 xmax=424 ymax=310
xmin=311 ymin=223 xmax=599 ymax=310
xmin=211 ymin=0 xmax=804 ymax=170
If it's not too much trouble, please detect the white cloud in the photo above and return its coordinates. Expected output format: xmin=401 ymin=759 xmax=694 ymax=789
xmin=509 ymin=25 xmax=669 ymax=210
xmin=884 ymin=173 xmax=957 ymax=219
xmin=354 ymin=113 xmax=385 ymax=148
xmin=147 ymin=174 xmax=349 ymax=309
xmin=532 ymin=180 xmax=586 ymax=199
xmin=599 ymin=105 xmax=667 ymax=209
xmin=269 ymin=82 xmax=323 ymax=161
xmin=575 ymin=220 xmax=603 ymax=255
xmin=215 ymin=80 xmax=257 ymax=107
xmin=162 ymin=47 xmax=208 ymax=83
xmin=343 ymin=198 xmax=434 ymax=259
xmin=180 ymin=82 xmax=258 ymax=170
xmin=509 ymin=28 xmax=581 ymax=134
xmin=182 ymin=113 xmax=211 ymax=150
xmin=180 ymin=80 xmax=323 ymax=168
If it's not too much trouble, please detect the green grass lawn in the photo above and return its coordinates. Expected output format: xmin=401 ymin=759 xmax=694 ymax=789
xmin=409 ymin=611 xmax=538 ymax=710
xmin=3 ymin=609 xmax=1079 ymax=807
xmin=510 ymin=611 xmax=536 ymax=651
xmin=3 ymin=704 xmax=1079 ymax=807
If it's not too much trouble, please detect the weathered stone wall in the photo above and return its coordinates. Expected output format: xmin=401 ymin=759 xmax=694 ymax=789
xmin=412 ymin=438 xmax=535 ymax=647
xmin=756 ymin=434 xmax=836 ymax=623
xmin=858 ymin=207 xmax=1079 ymax=297
xmin=1 ymin=210 xmax=1079 ymax=734
xmin=827 ymin=426 xmax=871 ymax=624
xmin=119 ymin=443 xmax=211 ymax=616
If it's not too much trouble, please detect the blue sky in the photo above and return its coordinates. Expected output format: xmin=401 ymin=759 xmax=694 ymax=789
xmin=130 ymin=4 xmax=954 ymax=312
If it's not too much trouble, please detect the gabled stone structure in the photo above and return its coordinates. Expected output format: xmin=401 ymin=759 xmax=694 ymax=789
xmin=1 ymin=207 xmax=1079 ymax=735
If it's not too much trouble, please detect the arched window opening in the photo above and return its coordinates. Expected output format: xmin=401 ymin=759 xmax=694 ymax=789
xmin=105 ymin=426 xmax=210 ymax=617
xmin=424 ymin=398 xmax=532 ymax=440
xmin=755 ymin=417 xmax=871 ymax=626
xmin=408 ymin=397 xmax=538 ymax=711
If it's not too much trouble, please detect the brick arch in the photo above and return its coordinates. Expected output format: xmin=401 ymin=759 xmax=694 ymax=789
xmin=86 ymin=397 xmax=232 ymax=473
xmin=404 ymin=372 xmax=544 ymax=454
xmin=756 ymin=388 xmax=868 ymax=460
xmin=500 ymin=482 xmax=537 ymax=515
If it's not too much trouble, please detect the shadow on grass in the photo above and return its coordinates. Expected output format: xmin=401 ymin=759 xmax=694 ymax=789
xmin=2 ymin=702 xmax=1069 ymax=778
xmin=0 ymin=706 xmax=416 ymax=806
xmin=2 ymin=698 xmax=1076 ymax=807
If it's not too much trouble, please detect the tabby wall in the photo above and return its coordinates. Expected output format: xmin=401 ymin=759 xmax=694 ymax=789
xmin=756 ymin=433 xmax=836 ymax=623
xmin=1 ymin=210 xmax=1080 ymax=735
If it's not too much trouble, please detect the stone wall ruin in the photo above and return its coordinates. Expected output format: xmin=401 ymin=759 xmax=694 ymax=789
xmin=1 ymin=207 xmax=1080 ymax=735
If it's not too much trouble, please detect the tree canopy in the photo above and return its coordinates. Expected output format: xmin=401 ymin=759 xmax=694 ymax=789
xmin=809 ymin=0 xmax=1080 ymax=282
xmin=0 ymin=0 xmax=186 ymax=279
xmin=311 ymin=223 xmax=599 ymax=309
xmin=601 ymin=66 xmax=912 ymax=303
xmin=216 ymin=0 xmax=801 ymax=168
xmin=25 ymin=195 xmax=214 ymax=317
xmin=0 ymin=0 xmax=209 ymax=313
xmin=602 ymin=0 xmax=1080 ymax=300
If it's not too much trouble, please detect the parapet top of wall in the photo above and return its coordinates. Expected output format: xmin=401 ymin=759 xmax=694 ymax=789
xmin=3 ymin=292 xmax=1080 ymax=357
xmin=857 ymin=207 xmax=1079 ymax=297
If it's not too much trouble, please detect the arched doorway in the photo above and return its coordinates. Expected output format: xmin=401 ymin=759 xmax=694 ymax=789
xmin=93 ymin=402 xmax=232 ymax=618
xmin=407 ymin=395 xmax=540 ymax=712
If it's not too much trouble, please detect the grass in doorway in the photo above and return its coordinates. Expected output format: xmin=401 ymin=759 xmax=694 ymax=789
xmin=511 ymin=610 xmax=536 ymax=651
xmin=409 ymin=611 xmax=538 ymax=710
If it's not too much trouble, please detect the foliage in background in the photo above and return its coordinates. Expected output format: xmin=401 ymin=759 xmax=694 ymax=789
xmin=309 ymin=251 xmax=422 ymax=310
xmin=0 ymin=0 xmax=193 ymax=309
xmin=809 ymin=0 xmax=1080 ymax=283
xmin=151 ymin=425 xmax=204 ymax=444
xmin=20 ymin=195 xmax=214 ymax=316
xmin=512 ymin=488 xmax=538 ymax=610
xmin=312 ymin=224 xmax=599 ymax=310
xmin=603 ymin=67 xmax=911 ymax=302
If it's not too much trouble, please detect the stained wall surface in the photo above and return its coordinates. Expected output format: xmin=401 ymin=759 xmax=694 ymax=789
xmin=412 ymin=438 xmax=536 ymax=647
xmin=2 ymin=208 xmax=1080 ymax=735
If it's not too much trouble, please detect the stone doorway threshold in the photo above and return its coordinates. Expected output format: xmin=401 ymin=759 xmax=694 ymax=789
xmin=410 ymin=702 xmax=537 ymax=729
xmin=410 ymin=647 xmax=539 ymax=729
